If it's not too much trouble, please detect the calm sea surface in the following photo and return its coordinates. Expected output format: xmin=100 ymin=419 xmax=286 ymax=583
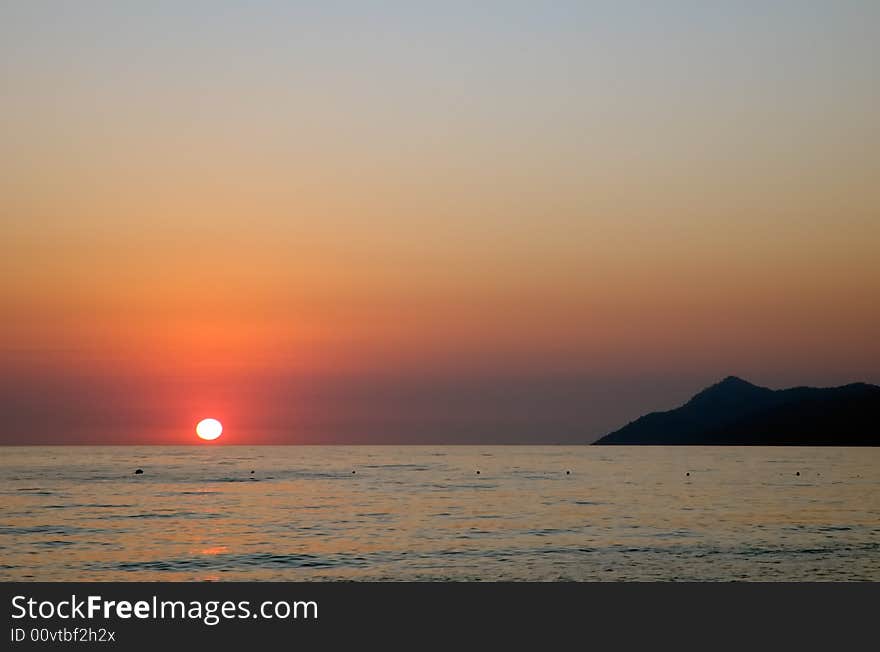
xmin=1 ymin=446 xmax=878 ymax=581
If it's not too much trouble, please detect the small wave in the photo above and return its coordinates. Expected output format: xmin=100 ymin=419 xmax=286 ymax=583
xmin=529 ymin=528 xmax=572 ymax=537
xmin=652 ymin=530 xmax=697 ymax=539
xmin=456 ymin=530 xmax=493 ymax=539
xmin=0 ymin=525 xmax=94 ymax=536
xmin=447 ymin=483 xmax=499 ymax=490
xmin=172 ymin=491 xmax=222 ymax=496
xmin=43 ymin=503 xmax=134 ymax=510
xmin=90 ymin=551 xmax=368 ymax=573
xmin=87 ymin=511 xmax=224 ymax=521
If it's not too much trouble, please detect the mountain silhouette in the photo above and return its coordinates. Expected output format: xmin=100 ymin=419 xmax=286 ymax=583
xmin=594 ymin=376 xmax=880 ymax=445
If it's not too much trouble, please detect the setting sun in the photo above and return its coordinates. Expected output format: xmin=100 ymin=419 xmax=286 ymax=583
xmin=196 ymin=418 xmax=223 ymax=441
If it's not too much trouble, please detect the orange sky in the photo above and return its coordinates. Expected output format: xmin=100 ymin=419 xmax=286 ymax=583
xmin=2 ymin=2 xmax=878 ymax=443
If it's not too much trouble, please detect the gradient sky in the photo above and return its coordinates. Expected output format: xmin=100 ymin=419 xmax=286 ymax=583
xmin=2 ymin=1 xmax=879 ymax=443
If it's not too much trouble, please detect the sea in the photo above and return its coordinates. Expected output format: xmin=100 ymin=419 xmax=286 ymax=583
xmin=1 ymin=446 xmax=878 ymax=581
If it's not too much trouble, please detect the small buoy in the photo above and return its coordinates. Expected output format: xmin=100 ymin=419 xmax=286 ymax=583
xmin=686 ymin=472 xmax=690 ymax=477
xmin=796 ymin=471 xmax=800 ymax=476
xmin=475 ymin=470 xmax=480 ymax=475
xmin=565 ymin=470 xmax=571 ymax=475
xmin=352 ymin=470 xmax=356 ymax=474
xmin=250 ymin=470 xmax=255 ymax=474
xmin=134 ymin=469 xmax=143 ymax=475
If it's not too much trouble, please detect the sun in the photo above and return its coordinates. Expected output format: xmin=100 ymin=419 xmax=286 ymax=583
xmin=196 ymin=418 xmax=223 ymax=441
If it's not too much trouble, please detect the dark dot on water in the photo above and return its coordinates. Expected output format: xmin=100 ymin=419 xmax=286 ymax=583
xmin=566 ymin=470 xmax=571 ymax=475
xmin=250 ymin=470 xmax=255 ymax=474
xmin=476 ymin=470 xmax=480 ymax=475
xmin=134 ymin=469 xmax=143 ymax=475
xmin=686 ymin=472 xmax=690 ymax=477
xmin=352 ymin=470 xmax=356 ymax=474
xmin=796 ymin=471 xmax=800 ymax=476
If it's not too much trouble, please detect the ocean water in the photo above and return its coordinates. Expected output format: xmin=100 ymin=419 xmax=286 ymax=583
xmin=1 ymin=446 xmax=878 ymax=581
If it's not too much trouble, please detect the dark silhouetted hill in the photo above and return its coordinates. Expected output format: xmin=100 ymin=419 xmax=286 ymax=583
xmin=594 ymin=376 xmax=880 ymax=445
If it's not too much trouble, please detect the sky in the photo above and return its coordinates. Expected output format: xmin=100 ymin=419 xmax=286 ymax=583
xmin=2 ymin=1 xmax=879 ymax=444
